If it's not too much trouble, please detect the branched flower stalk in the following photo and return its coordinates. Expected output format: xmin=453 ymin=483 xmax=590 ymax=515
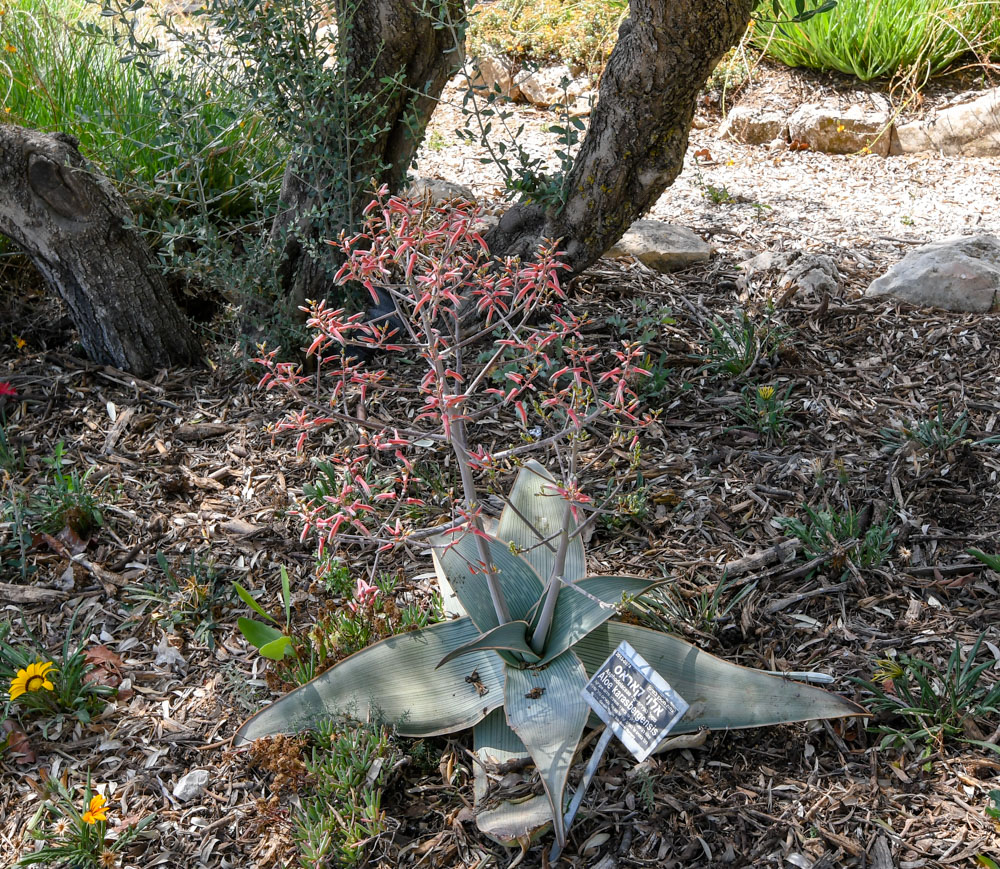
xmin=257 ymin=186 xmax=652 ymax=646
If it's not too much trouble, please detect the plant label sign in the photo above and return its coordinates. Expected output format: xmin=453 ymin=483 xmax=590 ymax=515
xmin=581 ymin=640 xmax=689 ymax=762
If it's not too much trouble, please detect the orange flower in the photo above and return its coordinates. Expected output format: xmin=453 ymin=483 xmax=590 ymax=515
xmin=82 ymin=794 xmax=109 ymax=825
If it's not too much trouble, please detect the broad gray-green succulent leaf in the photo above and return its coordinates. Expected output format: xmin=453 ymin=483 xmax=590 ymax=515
xmin=437 ymin=620 xmax=539 ymax=668
xmin=432 ymin=529 xmax=544 ymax=628
xmin=473 ymin=709 xmax=553 ymax=846
xmin=573 ymin=622 xmax=865 ymax=740
xmin=504 ymin=651 xmax=589 ymax=847
xmin=233 ymin=618 xmax=503 ymax=746
xmin=538 ymin=575 xmax=664 ymax=665
xmin=496 ymin=459 xmax=587 ymax=584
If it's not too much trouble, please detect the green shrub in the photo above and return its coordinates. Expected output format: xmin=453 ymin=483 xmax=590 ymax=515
xmin=467 ymin=0 xmax=625 ymax=74
xmin=752 ymin=0 xmax=1000 ymax=82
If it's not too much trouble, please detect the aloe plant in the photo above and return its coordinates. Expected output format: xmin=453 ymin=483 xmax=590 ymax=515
xmin=234 ymin=461 xmax=863 ymax=849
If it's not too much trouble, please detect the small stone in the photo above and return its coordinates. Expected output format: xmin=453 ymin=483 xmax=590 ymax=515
xmin=173 ymin=769 xmax=210 ymax=802
xmin=740 ymin=250 xmax=841 ymax=300
xmin=866 ymin=234 xmax=1000 ymax=312
xmin=153 ymin=634 xmax=186 ymax=671
xmin=718 ymin=106 xmax=788 ymax=145
xmin=406 ymin=177 xmax=475 ymax=204
xmin=787 ymin=103 xmax=891 ymax=156
xmin=607 ymin=220 xmax=711 ymax=273
xmin=515 ymin=65 xmax=590 ymax=108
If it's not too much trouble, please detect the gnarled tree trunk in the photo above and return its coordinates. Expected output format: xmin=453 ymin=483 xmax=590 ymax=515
xmin=271 ymin=0 xmax=467 ymax=311
xmin=485 ymin=0 xmax=755 ymax=276
xmin=0 ymin=126 xmax=200 ymax=376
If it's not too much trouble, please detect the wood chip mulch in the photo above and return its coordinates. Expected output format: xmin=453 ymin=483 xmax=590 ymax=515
xmin=2 ymin=249 xmax=999 ymax=868
xmin=2 ymin=61 xmax=1000 ymax=869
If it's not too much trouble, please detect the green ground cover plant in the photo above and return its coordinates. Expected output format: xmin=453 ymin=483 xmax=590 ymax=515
xmin=16 ymin=777 xmax=154 ymax=868
xmin=466 ymin=0 xmax=626 ymax=75
xmin=125 ymin=552 xmax=231 ymax=648
xmin=752 ymin=0 xmax=1000 ymax=82
xmin=853 ymin=633 xmax=1000 ymax=754
xmin=0 ymin=611 xmax=114 ymax=729
xmin=779 ymin=502 xmax=896 ymax=579
xmin=292 ymin=719 xmax=399 ymax=868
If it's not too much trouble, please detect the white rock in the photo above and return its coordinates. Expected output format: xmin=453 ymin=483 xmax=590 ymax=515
xmin=516 ymin=65 xmax=590 ymax=108
xmin=606 ymin=220 xmax=711 ymax=273
xmin=406 ymin=177 xmax=475 ymax=204
xmin=154 ymin=634 xmax=186 ymax=671
xmin=470 ymin=55 xmax=521 ymax=101
xmin=866 ymin=234 xmax=1000 ymax=312
xmin=739 ymin=250 xmax=841 ymax=300
xmin=173 ymin=769 xmax=210 ymax=802
xmin=787 ymin=103 xmax=891 ymax=156
xmin=718 ymin=106 xmax=788 ymax=146
xmin=891 ymin=87 xmax=1000 ymax=157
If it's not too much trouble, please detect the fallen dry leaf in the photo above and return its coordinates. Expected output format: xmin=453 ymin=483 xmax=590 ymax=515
xmin=1 ymin=719 xmax=36 ymax=764
xmin=84 ymin=644 xmax=124 ymax=689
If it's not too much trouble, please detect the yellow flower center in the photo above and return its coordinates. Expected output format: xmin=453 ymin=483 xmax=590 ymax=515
xmin=26 ymin=675 xmax=44 ymax=691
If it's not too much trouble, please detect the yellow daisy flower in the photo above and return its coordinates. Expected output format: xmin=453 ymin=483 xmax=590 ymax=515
xmin=82 ymin=794 xmax=109 ymax=825
xmin=9 ymin=660 xmax=55 ymax=700
xmin=757 ymin=385 xmax=775 ymax=401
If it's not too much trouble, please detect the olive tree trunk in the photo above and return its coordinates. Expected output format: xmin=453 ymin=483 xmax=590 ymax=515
xmin=270 ymin=0 xmax=467 ymax=311
xmin=0 ymin=126 xmax=200 ymax=376
xmin=485 ymin=0 xmax=756 ymax=276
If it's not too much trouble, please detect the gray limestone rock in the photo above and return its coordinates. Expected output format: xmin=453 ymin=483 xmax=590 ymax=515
xmin=515 ymin=65 xmax=589 ymax=107
xmin=606 ymin=220 xmax=711 ymax=273
xmin=866 ymin=235 xmax=1000 ymax=312
xmin=787 ymin=103 xmax=891 ymax=156
xmin=718 ymin=106 xmax=788 ymax=146
xmin=406 ymin=177 xmax=475 ymax=204
xmin=891 ymin=88 xmax=1000 ymax=157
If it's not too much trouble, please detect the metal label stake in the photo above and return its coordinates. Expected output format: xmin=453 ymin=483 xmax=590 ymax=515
xmin=549 ymin=641 xmax=690 ymax=863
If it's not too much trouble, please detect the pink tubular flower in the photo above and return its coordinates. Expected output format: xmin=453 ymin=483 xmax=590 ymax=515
xmin=355 ymin=577 xmax=378 ymax=604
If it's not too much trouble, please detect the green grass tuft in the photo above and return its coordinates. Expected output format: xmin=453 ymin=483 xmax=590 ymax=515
xmin=752 ymin=0 xmax=1000 ymax=83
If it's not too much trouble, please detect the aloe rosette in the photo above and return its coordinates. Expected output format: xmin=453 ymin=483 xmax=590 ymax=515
xmin=234 ymin=461 xmax=863 ymax=846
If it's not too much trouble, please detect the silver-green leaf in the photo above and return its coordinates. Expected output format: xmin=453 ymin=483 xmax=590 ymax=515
xmin=233 ymin=618 xmax=504 ymax=746
xmin=473 ymin=708 xmax=553 ymax=846
xmin=437 ymin=620 xmax=539 ymax=668
xmin=504 ymin=651 xmax=589 ymax=847
xmin=432 ymin=530 xmax=545 ymax=628
xmin=496 ymin=459 xmax=586 ymax=584
xmin=573 ymin=622 xmax=865 ymax=738
xmin=538 ymin=575 xmax=663 ymax=665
